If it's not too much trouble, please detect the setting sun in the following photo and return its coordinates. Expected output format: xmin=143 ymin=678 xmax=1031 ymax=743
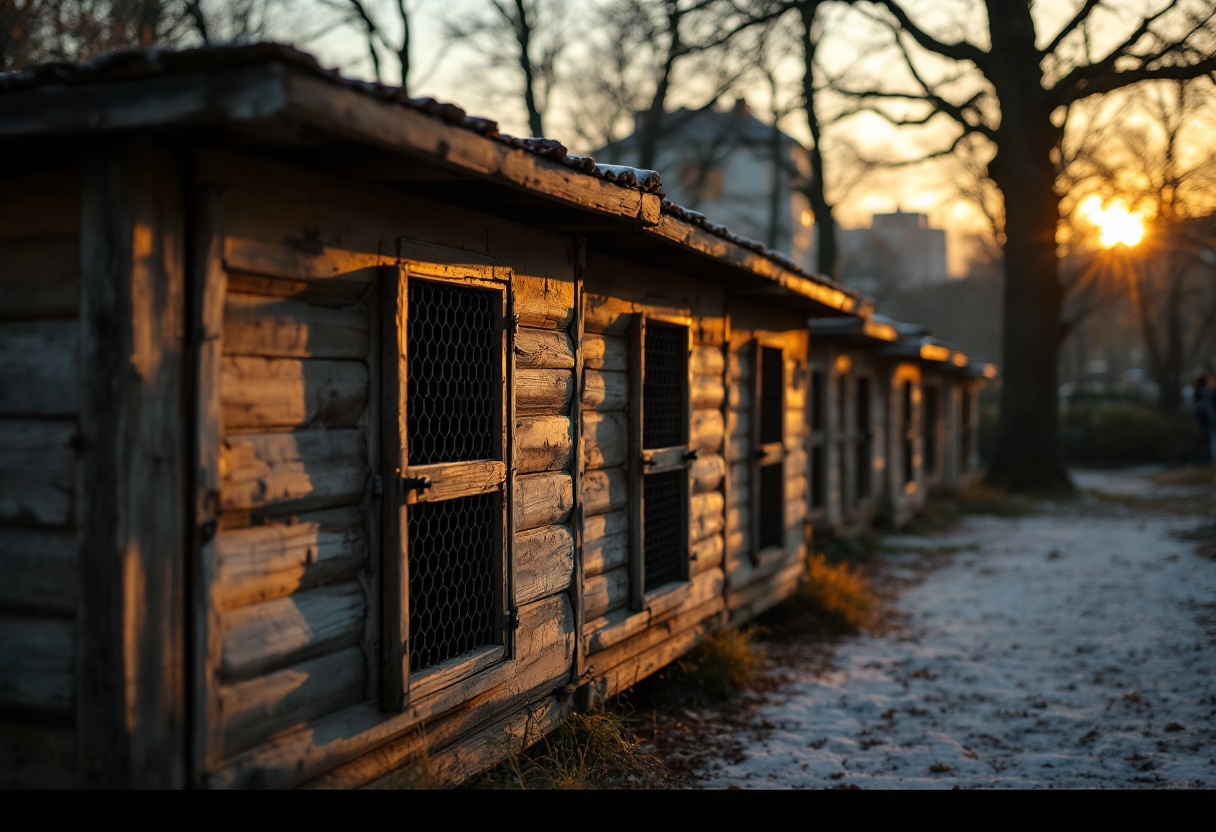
xmin=1076 ymin=195 xmax=1145 ymax=249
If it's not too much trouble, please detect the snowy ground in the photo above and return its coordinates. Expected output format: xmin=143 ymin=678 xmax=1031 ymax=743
xmin=698 ymin=469 xmax=1216 ymax=789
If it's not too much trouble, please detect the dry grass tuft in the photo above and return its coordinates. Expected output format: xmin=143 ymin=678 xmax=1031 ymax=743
xmin=658 ymin=628 xmax=765 ymax=707
xmin=791 ymin=553 xmax=876 ymax=634
xmin=476 ymin=707 xmax=664 ymax=790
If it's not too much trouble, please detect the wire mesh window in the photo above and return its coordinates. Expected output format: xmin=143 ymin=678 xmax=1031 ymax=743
xmin=810 ymin=445 xmax=825 ymax=509
xmin=407 ymin=279 xmax=498 ymax=465
xmin=643 ymin=322 xmax=688 ymax=449
xmin=407 ymin=493 xmax=499 ymax=673
xmin=643 ymin=470 xmax=686 ymax=591
xmin=923 ymin=386 xmax=939 ymax=476
xmin=759 ymin=346 xmax=784 ymax=445
xmin=903 ymin=380 xmax=915 ymax=485
xmin=810 ymin=370 xmax=824 ymax=434
xmin=757 ymin=462 xmax=784 ymax=550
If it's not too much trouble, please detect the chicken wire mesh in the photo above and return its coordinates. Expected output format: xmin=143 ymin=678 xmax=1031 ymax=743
xmin=407 ymin=278 xmax=498 ymax=466
xmin=759 ymin=345 xmax=784 ymax=445
xmin=643 ymin=470 xmax=686 ymax=592
xmin=758 ymin=461 xmax=784 ymax=550
xmin=643 ymin=321 xmax=687 ymax=449
xmin=407 ymin=493 xmax=499 ymax=673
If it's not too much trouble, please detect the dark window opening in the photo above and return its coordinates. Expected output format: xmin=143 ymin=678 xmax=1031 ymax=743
xmin=923 ymin=386 xmax=939 ymax=477
xmin=810 ymin=445 xmax=825 ymax=509
xmin=855 ymin=376 xmax=872 ymax=501
xmin=407 ymin=279 xmax=497 ymax=465
xmin=902 ymin=380 xmax=915 ymax=485
xmin=643 ymin=470 xmax=686 ymax=591
xmin=837 ymin=374 xmax=848 ymax=435
xmin=643 ymin=322 xmax=687 ymax=449
xmin=811 ymin=370 xmax=824 ymax=434
xmin=759 ymin=346 xmax=784 ymax=445
xmin=407 ymin=493 xmax=498 ymax=673
xmin=961 ymin=389 xmax=974 ymax=472
xmin=758 ymin=463 xmax=784 ymax=549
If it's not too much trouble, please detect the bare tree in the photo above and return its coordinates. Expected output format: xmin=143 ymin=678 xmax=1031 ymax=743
xmin=831 ymin=0 xmax=1216 ymax=492
xmin=319 ymin=1 xmax=414 ymax=89
xmin=444 ymin=0 xmax=567 ymax=137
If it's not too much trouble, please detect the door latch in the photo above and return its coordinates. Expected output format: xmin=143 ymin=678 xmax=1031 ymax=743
xmin=400 ymin=476 xmax=432 ymax=494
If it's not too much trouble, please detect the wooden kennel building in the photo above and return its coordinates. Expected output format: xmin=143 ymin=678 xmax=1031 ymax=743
xmin=0 ymin=45 xmax=870 ymax=788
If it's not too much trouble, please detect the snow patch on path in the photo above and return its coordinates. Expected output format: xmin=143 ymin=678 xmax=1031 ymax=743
xmin=700 ymin=475 xmax=1216 ymax=789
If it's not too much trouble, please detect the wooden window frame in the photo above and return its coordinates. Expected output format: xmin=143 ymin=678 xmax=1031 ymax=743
xmin=381 ymin=261 xmax=514 ymax=711
xmin=922 ymin=381 xmax=940 ymax=479
xmin=629 ymin=312 xmax=694 ymax=611
xmin=854 ymin=373 xmax=874 ymax=503
xmin=750 ymin=338 xmax=787 ymax=563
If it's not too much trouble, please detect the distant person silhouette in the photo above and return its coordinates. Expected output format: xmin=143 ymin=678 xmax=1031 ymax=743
xmin=1194 ymin=370 xmax=1215 ymax=465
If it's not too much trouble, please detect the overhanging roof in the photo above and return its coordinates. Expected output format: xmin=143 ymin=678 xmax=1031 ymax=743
xmin=0 ymin=44 xmax=870 ymax=318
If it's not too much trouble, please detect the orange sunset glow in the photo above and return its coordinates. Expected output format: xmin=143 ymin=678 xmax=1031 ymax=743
xmin=1076 ymin=195 xmax=1147 ymax=249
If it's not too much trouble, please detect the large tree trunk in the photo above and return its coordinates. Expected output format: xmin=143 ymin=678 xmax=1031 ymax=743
xmin=799 ymin=2 xmax=836 ymax=279
xmin=986 ymin=139 xmax=1073 ymax=493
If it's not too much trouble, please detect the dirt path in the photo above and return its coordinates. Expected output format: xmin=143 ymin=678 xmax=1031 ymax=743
xmin=692 ymin=469 xmax=1216 ymax=789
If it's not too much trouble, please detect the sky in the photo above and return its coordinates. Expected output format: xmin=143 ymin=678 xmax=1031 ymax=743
xmin=288 ymin=0 xmax=1215 ymax=278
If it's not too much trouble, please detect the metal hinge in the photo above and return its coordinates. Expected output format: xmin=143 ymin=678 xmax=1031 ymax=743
xmin=507 ymin=608 xmax=521 ymax=630
xmin=372 ymin=474 xmax=384 ymax=500
xmin=400 ymin=476 xmax=432 ymax=494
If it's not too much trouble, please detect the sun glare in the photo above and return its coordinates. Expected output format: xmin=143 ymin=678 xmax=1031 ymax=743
xmin=1076 ymin=195 xmax=1145 ymax=249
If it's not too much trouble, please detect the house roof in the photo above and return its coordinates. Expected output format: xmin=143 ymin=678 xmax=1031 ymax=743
xmin=600 ymin=103 xmax=803 ymax=154
xmin=0 ymin=43 xmax=869 ymax=318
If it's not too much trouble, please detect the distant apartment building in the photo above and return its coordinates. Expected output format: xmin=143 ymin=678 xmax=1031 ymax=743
xmin=595 ymin=99 xmax=816 ymax=270
xmin=835 ymin=211 xmax=948 ymax=298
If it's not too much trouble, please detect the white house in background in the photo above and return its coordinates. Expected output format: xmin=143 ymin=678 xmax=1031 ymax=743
xmin=595 ymin=99 xmax=816 ymax=270
xmin=835 ymin=211 xmax=949 ymax=298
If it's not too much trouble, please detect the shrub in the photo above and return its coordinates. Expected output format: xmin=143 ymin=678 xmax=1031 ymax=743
xmin=1061 ymin=399 xmax=1170 ymax=465
xmin=792 ymin=553 xmax=875 ymax=634
xmin=658 ymin=628 xmax=764 ymax=707
xmin=478 ymin=707 xmax=663 ymax=789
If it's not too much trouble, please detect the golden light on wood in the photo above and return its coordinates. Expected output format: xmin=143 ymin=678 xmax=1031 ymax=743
xmin=1076 ymin=195 xmax=1145 ymax=249
xmin=835 ymin=354 xmax=851 ymax=374
xmin=952 ymin=352 xmax=968 ymax=367
xmin=919 ymin=343 xmax=951 ymax=362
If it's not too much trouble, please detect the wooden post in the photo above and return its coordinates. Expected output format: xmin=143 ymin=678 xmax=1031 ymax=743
xmin=77 ymin=136 xmax=188 ymax=788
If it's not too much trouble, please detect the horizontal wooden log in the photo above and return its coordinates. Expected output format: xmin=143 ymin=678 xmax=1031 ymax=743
xmin=0 ymin=320 xmax=78 ymax=416
xmin=0 ymin=616 xmax=73 ymax=712
xmin=583 ymin=509 xmax=629 ymax=576
xmin=0 ymin=235 xmax=80 ymax=320
xmin=224 ymin=268 xmax=375 ymax=305
xmin=516 ymin=369 xmax=573 ymax=416
xmin=786 ymin=448 xmax=808 ymax=477
xmin=695 ymin=319 xmax=727 ymax=347
xmin=582 ymin=334 xmax=627 ymax=372
xmin=223 ymin=292 xmax=369 ymax=359
xmin=515 ymin=524 xmax=574 ymax=607
xmin=208 ymin=594 xmax=574 ymax=789
xmin=581 ymin=467 xmax=627 ymax=516
xmin=0 ymin=724 xmax=77 ymax=788
xmin=691 ymin=345 xmax=724 ymax=377
xmin=690 ymin=533 xmax=724 ymax=577
xmin=0 ymin=419 xmax=74 ymax=527
xmin=514 ymin=472 xmax=573 ymax=532
xmin=690 ymin=452 xmax=726 ymax=494
xmin=582 ymin=370 xmax=627 ymax=412
xmin=213 ymin=508 xmax=367 ymax=611
xmin=219 ymin=645 xmax=366 ymax=758
xmin=0 ymin=528 xmax=76 ymax=615
xmin=728 ymin=559 xmax=804 ymax=627
xmin=583 ymin=295 xmax=634 ymax=336
xmin=597 ymin=620 xmax=702 ymax=701
xmin=690 ymin=491 xmax=725 ymax=544
xmin=582 ymin=411 xmax=626 ymax=471
xmin=784 ymin=410 xmax=805 ymax=441
xmin=584 ymin=566 xmax=629 ymax=621
xmin=220 ymin=429 xmax=367 ymax=513
xmin=221 ymin=357 xmax=368 ymax=432
xmin=423 ymin=694 xmax=571 ymax=788
xmin=584 ymin=532 xmax=627 ymax=578
xmin=514 ymin=327 xmax=574 ymax=370
xmin=691 ymin=377 xmax=725 ymax=410
xmin=726 ymin=527 xmax=749 ymax=564
xmin=587 ymin=594 xmax=723 ymax=678
xmin=221 ymin=582 xmax=365 ymax=682
xmin=690 ymin=410 xmax=724 ymax=454
xmin=515 ymin=414 xmax=572 ymax=474
xmin=514 ymin=276 xmax=574 ymax=331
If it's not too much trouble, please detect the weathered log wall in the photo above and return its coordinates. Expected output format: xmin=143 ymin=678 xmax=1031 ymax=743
xmin=0 ymin=165 xmax=81 ymax=787
xmin=724 ymin=303 xmax=810 ymax=626
xmin=885 ymin=361 xmax=924 ymax=528
xmin=578 ymin=255 xmax=729 ymax=699
xmin=193 ymin=149 xmax=578 ymax=787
